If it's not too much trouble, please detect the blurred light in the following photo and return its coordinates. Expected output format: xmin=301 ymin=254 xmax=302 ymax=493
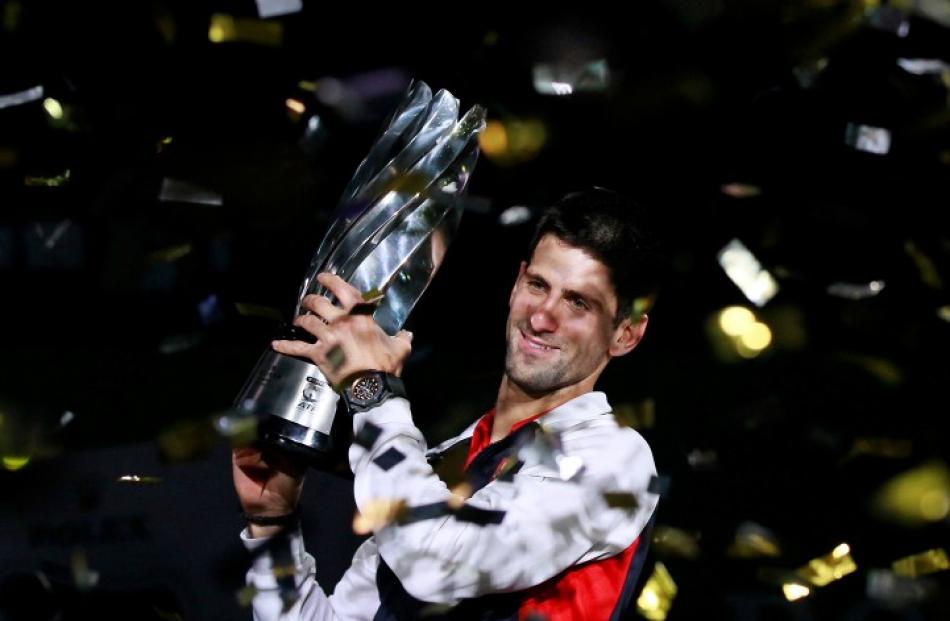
xmin=833 ymin=543 xmax=850 ymax=559
xmin=0 ymin=85 xmax=43 ymax=110
xmin=159 ymin=178 xmax=223 ymax=206
xmin=298 ymin=80 xmax=316 ymax=92
xmin=793 ymin=57 xmax=829 ymax=89
xmin=717 ymin=239 xmax=779 ymax=307
xmin=498 ymin=205 xmax=531 ymax=226
xmin=721 ymin=183 xmax=762 ymax=198
xmin=738 ymin=322 xmax=772 ymax=352
xmin=71 ymin=549 xmax=99 ymax=590
xmin=897 ymin=58 xmax=950 ymax=75
xmin=686 ymin=448 xmax=718 ymax=469
xmin=2 ymin=455 xmax=30 ymax=471
xmin=532 ymin=59 xmax=610 ymax=96
xmin=867 ymin=569 xmax=937 ymax=605
xmin=827 ymin=280 xmax=885 ymax=299
xmin=42 ymin=97 xmax=63 ymax=119
xmin=867 ymin=5 xmax=910 ymax=37
xmin=845 ymin=123 xmax=891 ymax=155
xmin=718 ymin=306 xmax=756 ymax=337
xmin=24 ymin=169 xmax=70 ymax=187
xmin=117 ymin=475 xmax=162 ymax=484
xmin=479 ymin=120 xmax=508 ymax=157
xmin=938 ymin=306 xmax=950 ymax=322
xmin=255 ymin=0 xmax=302 ymax=18
xmin=636 ymin=562 xmax=676 ymax=621
xmin=479 ymin=118 xmax=546 ymax=166
xmin=156 ymin=136 xmax=173 ymax=153
xmin=919 ymin=489 xmax=950 ymax=521
xmin=874 ymin=461 xmax=950 ymax=525
xmin=892 ymin=549 xmax=949 ymax=578
xmin=783 ymin=583 xmax=810 ymax=601
xmin=59 ymin=411 xmax=74 ymax=427
xmin=797 ymin=543 xmax=858 ymax=587
xmin=285 ymin=97 xmax=305 ymax=115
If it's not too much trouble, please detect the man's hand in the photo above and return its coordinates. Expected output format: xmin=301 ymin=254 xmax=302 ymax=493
xmin=232 ymin=446 xmax=306 ymax=538
xmin=271 ymin=272 xmax=413 ymax=387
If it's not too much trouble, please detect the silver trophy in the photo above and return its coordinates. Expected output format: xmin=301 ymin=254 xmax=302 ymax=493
xmin=234 ymin=82 xmax=485 ymax=464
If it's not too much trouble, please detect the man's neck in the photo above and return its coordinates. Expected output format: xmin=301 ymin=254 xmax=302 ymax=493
xmin=491 ymin=376 xmax=595 ymax=442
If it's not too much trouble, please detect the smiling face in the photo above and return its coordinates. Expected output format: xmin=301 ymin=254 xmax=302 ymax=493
xmin=504 ymin=234 xmax=646 ymax=397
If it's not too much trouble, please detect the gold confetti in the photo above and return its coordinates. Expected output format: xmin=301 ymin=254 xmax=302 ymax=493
xmin=24 ymin=169 xmax=70 ymax=187
xmin=235 ymin=302 xmax=284 ymax=322
xmin=117 ymin=475 xmax=162 ymax=484
xmin=651 ymin=525 xmax=700 ymax=559
xmin=447 ymin=482 xmax=473 ymax=510
xmin=636 ymin=562 xmax=676 ymax=621
xmin=214 ymin=410 xmax=259 ymax=447
xmin=873 ymin=461 xmax=950 ymax=525
xmin=353 ymin=499 xmax=408 ymax=535
xmin=208 ymin=14 xmax=282 ymax=46
xmin=148 ymin=243 xmax=193 ymax=264
xmin=904 ymin=240 xmax=943 ymax=290
xmin=272 ymin=563 xmax=297 ymax=579
xmin=727 ymin=522 xmax=781 ymax=558
xmin=327 ymin=345 xmax=346 ymax=372
xmin=603 ymin=491 xmax=638 ymax=509
xmin=2 ymin=454 xmax=30 ymax=471
xmin=796 ymin=543 xmax=857 ymax=587
xmin=782 ymin=583 xmax=811 ymax=601
xmin=236 ymin=585 xmax=257 ymax=607
xmin=721 ymin=183 xmax=762 ymax=198
xmin=612 ymin=399 xmax=656 ymax=430
xmin=0 ymin=146 xmax=17 ymax=167
xmin=848 ymin=437 xmax=913 ymax=459
xmin=892 ymin=549 xmax=949 ymax=578
xmin=158 ymin=419 xmax=218 ymax=462
xmin=71 ymin=548 xmax=99 ymax=590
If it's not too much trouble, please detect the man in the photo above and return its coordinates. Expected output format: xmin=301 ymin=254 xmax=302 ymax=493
xmin=233 ymin=188 xmax=662 ymax=620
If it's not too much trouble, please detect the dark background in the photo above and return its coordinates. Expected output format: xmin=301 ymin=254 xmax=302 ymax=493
xmin=1 ymin=0 xmax=948 ymax=619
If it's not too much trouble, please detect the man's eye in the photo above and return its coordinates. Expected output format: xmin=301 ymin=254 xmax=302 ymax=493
xmin=527 ymin=279 xmax=544 ymax=290
xmin=569 ymin=298 xmax=589 ymax=311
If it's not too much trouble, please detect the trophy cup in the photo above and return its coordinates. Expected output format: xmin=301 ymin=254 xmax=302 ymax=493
xmin=233 ymin=82 xmax=485 ymax=465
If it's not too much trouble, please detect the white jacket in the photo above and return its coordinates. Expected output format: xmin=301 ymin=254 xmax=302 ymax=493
xmin=242 ymin=391 xmax=658 ymax=620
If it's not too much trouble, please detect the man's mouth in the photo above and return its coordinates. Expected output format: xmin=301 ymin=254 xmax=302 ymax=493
xmin=519 ymin=329 xmax=559 ymax=353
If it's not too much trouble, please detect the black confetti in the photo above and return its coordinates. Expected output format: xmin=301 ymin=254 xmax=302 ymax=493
xmin=373 ymin=447 xmax=406 ymax=471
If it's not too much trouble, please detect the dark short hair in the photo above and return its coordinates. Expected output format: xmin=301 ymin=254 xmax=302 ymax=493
xmin=528 ymin=188 xmax=665 ymax=324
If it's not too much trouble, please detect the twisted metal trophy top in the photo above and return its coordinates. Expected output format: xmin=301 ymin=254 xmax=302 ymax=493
xmin=295 ymin=81 xmax=486 ymax=334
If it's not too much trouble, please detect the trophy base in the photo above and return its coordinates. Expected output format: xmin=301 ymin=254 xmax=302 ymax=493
xmin=259 ymin=414 xmax=333 ymax=466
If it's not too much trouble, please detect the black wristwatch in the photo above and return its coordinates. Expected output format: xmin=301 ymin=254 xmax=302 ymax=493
xmin=343 ymin=371 xmax=407 ymax=414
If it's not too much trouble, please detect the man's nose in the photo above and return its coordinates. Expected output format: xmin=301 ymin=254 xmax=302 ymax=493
xmin=529 ymin=296 xmax=558 ymax=333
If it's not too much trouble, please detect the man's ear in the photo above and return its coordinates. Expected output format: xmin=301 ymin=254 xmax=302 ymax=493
xmin=609 ymin=314 xmax=648 ymax=358
xmin=509 ymin=261 xmax=527 ymax=307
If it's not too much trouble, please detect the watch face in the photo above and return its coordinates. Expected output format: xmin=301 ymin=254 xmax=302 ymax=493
xmin=351 ymin=375 xmax=383 ymax=403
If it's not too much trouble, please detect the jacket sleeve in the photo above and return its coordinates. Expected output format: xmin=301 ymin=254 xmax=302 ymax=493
xmin=242 ymin=529 xmax=380 ymax=621
xmin=347 ymin=397 xmax=658 ymax=605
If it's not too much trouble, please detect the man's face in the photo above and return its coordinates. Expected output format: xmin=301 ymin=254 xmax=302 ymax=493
xmin=504 ymin=234 xmax=624 ymax=396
